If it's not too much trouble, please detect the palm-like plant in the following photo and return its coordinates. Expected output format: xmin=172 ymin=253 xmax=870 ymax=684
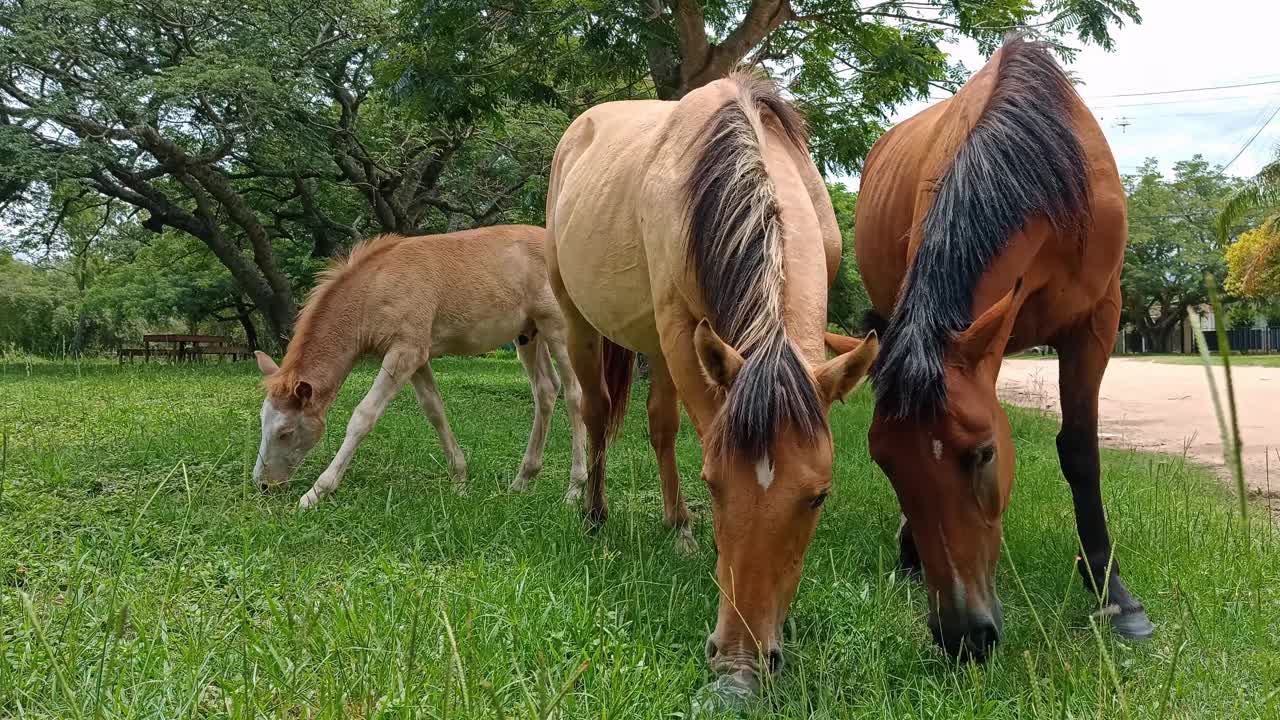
xmin=1216 ymin=157 xmax=1280 ymax=297
xmin=1217 ymin=158 xmax=1280 ymax=240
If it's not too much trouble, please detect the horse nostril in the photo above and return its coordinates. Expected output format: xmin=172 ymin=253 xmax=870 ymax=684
xmin=767 ymin=648 xmax=784 ymax=674
xmin=968 ymin=616 xmax=1001 ymax=661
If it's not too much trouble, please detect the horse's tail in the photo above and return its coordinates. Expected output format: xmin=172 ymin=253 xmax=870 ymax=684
xmin=874 ymin=34 xmax=1092 ymax=418
xmin=601 ymin=338 xmax=634 ymax=442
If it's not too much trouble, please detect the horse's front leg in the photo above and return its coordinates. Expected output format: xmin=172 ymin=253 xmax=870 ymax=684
xmin=646 ymin=352 xmax=696 ymax=555
xmin=1053 ymin=293 xmax=1153 ymax=639
xmin=299 ymin=361 xmax=410 ymax=509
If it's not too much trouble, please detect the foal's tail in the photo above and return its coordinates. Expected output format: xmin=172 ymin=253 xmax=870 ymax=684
xmin=601 ymin=338 xmax=634 ymax=442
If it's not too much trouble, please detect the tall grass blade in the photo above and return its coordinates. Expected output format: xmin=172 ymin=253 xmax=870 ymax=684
xmin=1186 ymin=299 xmax=1246 ymax=523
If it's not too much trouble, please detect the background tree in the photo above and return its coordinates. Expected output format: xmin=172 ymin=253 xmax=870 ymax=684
xmin=397 ymin=1 xmax=1140 ymax=174
xmin=1217 ymin=153 xmax=1280 ymax=309
xmin=1224 ymin=225 xmax=1280 ymax=313
xmin=0 ymin=0 xmax=574 ymax=345
xmin=3 ymin=0 xmax=1141 ymax=354
xmin=1121 ymin=156 xmax=1242 ymax=352
xmin=825 ymin=182 xmax=871 ymax=333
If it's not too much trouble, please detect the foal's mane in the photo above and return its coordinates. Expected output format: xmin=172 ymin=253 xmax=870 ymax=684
xmin=872 ymin=35 xmax=1092 ymax=418
xmin=265 ymin=233 xmax=409 ymax=404
xmin=684 ymin=73 xmax=824 ymax=459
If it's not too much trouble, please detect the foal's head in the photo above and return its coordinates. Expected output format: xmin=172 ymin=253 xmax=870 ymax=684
xmin=253 ymin=352 xmax=326 ymax=489
xmin=693 ymin=320 xmax=878 ymax=678
xmin=868 ymin=284 xmax=1024 ymax=661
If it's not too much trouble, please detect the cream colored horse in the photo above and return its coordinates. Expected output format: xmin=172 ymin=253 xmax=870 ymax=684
xmin=253 ymin=225 xmax=587 ymax=509
xmin=546 ymin=75 xmax=878 ymax=681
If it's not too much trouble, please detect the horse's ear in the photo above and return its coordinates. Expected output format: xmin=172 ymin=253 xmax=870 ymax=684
xmin=954 ymin=278 xmax=1025 ymax=368
xmin=824 ymin=331 xmax=861 ymax=355
xmin=293 ymin=381 xmax=314 ymax=406
xmin=816 ymin=331 xmax=879 ymax=405
xmin=255 ymin=351 xmax=280 ymax=376
xmin=694 ymin=318 xmax=744 ymax=389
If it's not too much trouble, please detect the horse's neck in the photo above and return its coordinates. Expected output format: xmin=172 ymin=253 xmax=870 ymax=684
xmin=279 ymin=306 xmax=363 ymax=410
xmin=770 ymin=151 xmax=831 ymax=366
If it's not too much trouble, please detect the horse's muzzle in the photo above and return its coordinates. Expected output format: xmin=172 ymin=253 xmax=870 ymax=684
xmin=930 ymin=599 xmax=1003 ymax=662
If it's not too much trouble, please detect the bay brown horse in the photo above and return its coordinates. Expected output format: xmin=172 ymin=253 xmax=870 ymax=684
xmin=839 ymin=35 xmax=1152 ymax=660
xmin=546 ymin=75 xmax=878 ymax=680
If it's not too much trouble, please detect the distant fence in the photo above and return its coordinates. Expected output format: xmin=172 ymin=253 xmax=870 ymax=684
xmin=1201 ymin=328 xmax=1280 ymax=354
xmin=1119 ymin=327 xmax=1280 ymax=355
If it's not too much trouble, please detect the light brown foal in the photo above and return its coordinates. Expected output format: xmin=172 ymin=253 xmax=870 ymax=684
xmin=252 ymin=225 xmax=587 ymax=508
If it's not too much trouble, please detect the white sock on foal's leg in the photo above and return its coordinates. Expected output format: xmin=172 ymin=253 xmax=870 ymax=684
xmin=511 ymin=340 xmax=556 ymax=492
xmin=299 ymin=366 xmax=405 ymax=510
xmin=547 ymin=339 xmax=588 ymax=503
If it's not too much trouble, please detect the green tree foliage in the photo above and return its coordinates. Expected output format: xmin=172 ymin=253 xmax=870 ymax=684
xmin=0 ymin=0 xmax=571 ymax=344
xmin=401 ymin=1 xmax=1139 ymax=173
xmin=2 ymin=0 xmax=1140 ymax=353
xmin=1122 ymin=157 xmax=1244 ymax=352
xmin=825 ymin=182 xmax=871 ymax=333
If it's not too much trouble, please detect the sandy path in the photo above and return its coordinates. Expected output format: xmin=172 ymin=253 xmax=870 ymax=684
xmin=998 ymin=357 xmax=1280 ymax=499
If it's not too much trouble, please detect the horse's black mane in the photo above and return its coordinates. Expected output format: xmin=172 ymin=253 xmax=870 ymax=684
xmin=871 ymin=35 xmax=1091 ymax=418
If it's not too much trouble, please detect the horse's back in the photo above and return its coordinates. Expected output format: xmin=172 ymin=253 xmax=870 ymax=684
xmin=855 ymin=44 xmax=1127 ymax=340
xmin=368 ymin=225 xmax=555 ymax=355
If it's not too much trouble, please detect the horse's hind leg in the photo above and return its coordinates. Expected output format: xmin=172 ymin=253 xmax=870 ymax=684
xmin=542 ymin=324 xmax=588 ymax=503
xmin=646 ymin=353 xmax=696 ymax=555
xmin=510 ymin=337 xmax=558 ymax=492
xmin=1052 ymin=291 xmax=1153 ymax=640
xmin=299 ymin=354 xmax=414 ymax=509
xmin=411 ymin=361 xmax=468 ymax=492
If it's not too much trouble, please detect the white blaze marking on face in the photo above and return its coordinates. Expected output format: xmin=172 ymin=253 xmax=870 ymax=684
xmin=755 ymin=456 xmax=774 ymax=491
xmin=932 ymin=438 xmax=943 ymax=462
xmin=254 ymin=398 xmax=278 ymax=481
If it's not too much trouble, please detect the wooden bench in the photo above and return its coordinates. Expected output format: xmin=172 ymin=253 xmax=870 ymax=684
xmin=191 ymin=344 xmax=252 ymax=362
xmin=118 ymin=347 xmax=178 ymax=363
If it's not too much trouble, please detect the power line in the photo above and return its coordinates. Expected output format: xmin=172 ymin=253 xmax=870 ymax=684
xmin=1090 ymin=93 xmax=1280 ymax=110
xmin=1087 ymin=78 xmax=1280 ymax=99
xmin=1222 ymin=103 xmax=1280 ymax=172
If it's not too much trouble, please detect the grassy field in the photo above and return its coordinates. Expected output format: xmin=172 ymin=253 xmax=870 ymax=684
xmin=1008 ymin=352 xmax=1280 ymax=368
xmin=1 ymin=356 xmax=1278 ymax=719
xmin=1136 ymin=354 xmax=1280 ymax=368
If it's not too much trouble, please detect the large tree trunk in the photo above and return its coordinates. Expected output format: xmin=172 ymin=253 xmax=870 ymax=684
xmin=236 ymin=299 xmax=261 ymax=352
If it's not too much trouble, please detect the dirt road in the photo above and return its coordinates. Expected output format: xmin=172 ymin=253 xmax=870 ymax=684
xmin=998 ymin=357 xmax=1280 ymax=498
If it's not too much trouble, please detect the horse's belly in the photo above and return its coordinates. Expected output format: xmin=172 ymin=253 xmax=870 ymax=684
xmin=431 ymin=314 xmax=528 ymax=357
xmin=556 ymin=227 xmax=659 ymax=353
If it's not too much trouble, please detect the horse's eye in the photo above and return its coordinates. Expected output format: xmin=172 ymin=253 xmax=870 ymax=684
xmin=277 ymin=430 xmax=294 ymax=441
xmin=973 ymin=445 xmax=995 ymax=468
xmin=809 ymin=492 xmax=829 ymax=509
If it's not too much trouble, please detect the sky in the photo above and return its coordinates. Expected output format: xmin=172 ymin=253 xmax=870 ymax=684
xmin=838 ymin=0 xmax=1280 ymax=189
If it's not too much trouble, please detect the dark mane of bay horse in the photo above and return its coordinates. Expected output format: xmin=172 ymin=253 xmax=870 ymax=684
xmin=264 ymin=233 xmax=409 ymax=403
xmin=871 ymin=35 xmax=1092 ymax=418
xmin=683 ymin=73 xmax=824 ymax=459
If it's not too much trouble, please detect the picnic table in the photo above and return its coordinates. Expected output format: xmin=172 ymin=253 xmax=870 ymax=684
xmin=118 ymin=334 xmax=252 ymax=363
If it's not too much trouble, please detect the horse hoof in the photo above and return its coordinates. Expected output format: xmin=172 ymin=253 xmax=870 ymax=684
xmin=297 ymin=493 xmax=320 ymax=511
xmin=673 ymin=529 xmax=698 ymax=557
xmin=508 ymin=478 xmax=530 ymax=493
xmin=563 ymin=486 xmax=583 ymax=504
xmin=584 ymin=507 xmax=608 ymax=533
xmin=1094 ymin=605 xmax=1154 ymax=640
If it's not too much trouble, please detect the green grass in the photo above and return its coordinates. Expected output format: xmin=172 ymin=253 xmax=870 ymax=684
xmin=1134 ymin=354 xmax=1280 ymax=368
xmin=1 ymin=357 xmax=1278 ymax=718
